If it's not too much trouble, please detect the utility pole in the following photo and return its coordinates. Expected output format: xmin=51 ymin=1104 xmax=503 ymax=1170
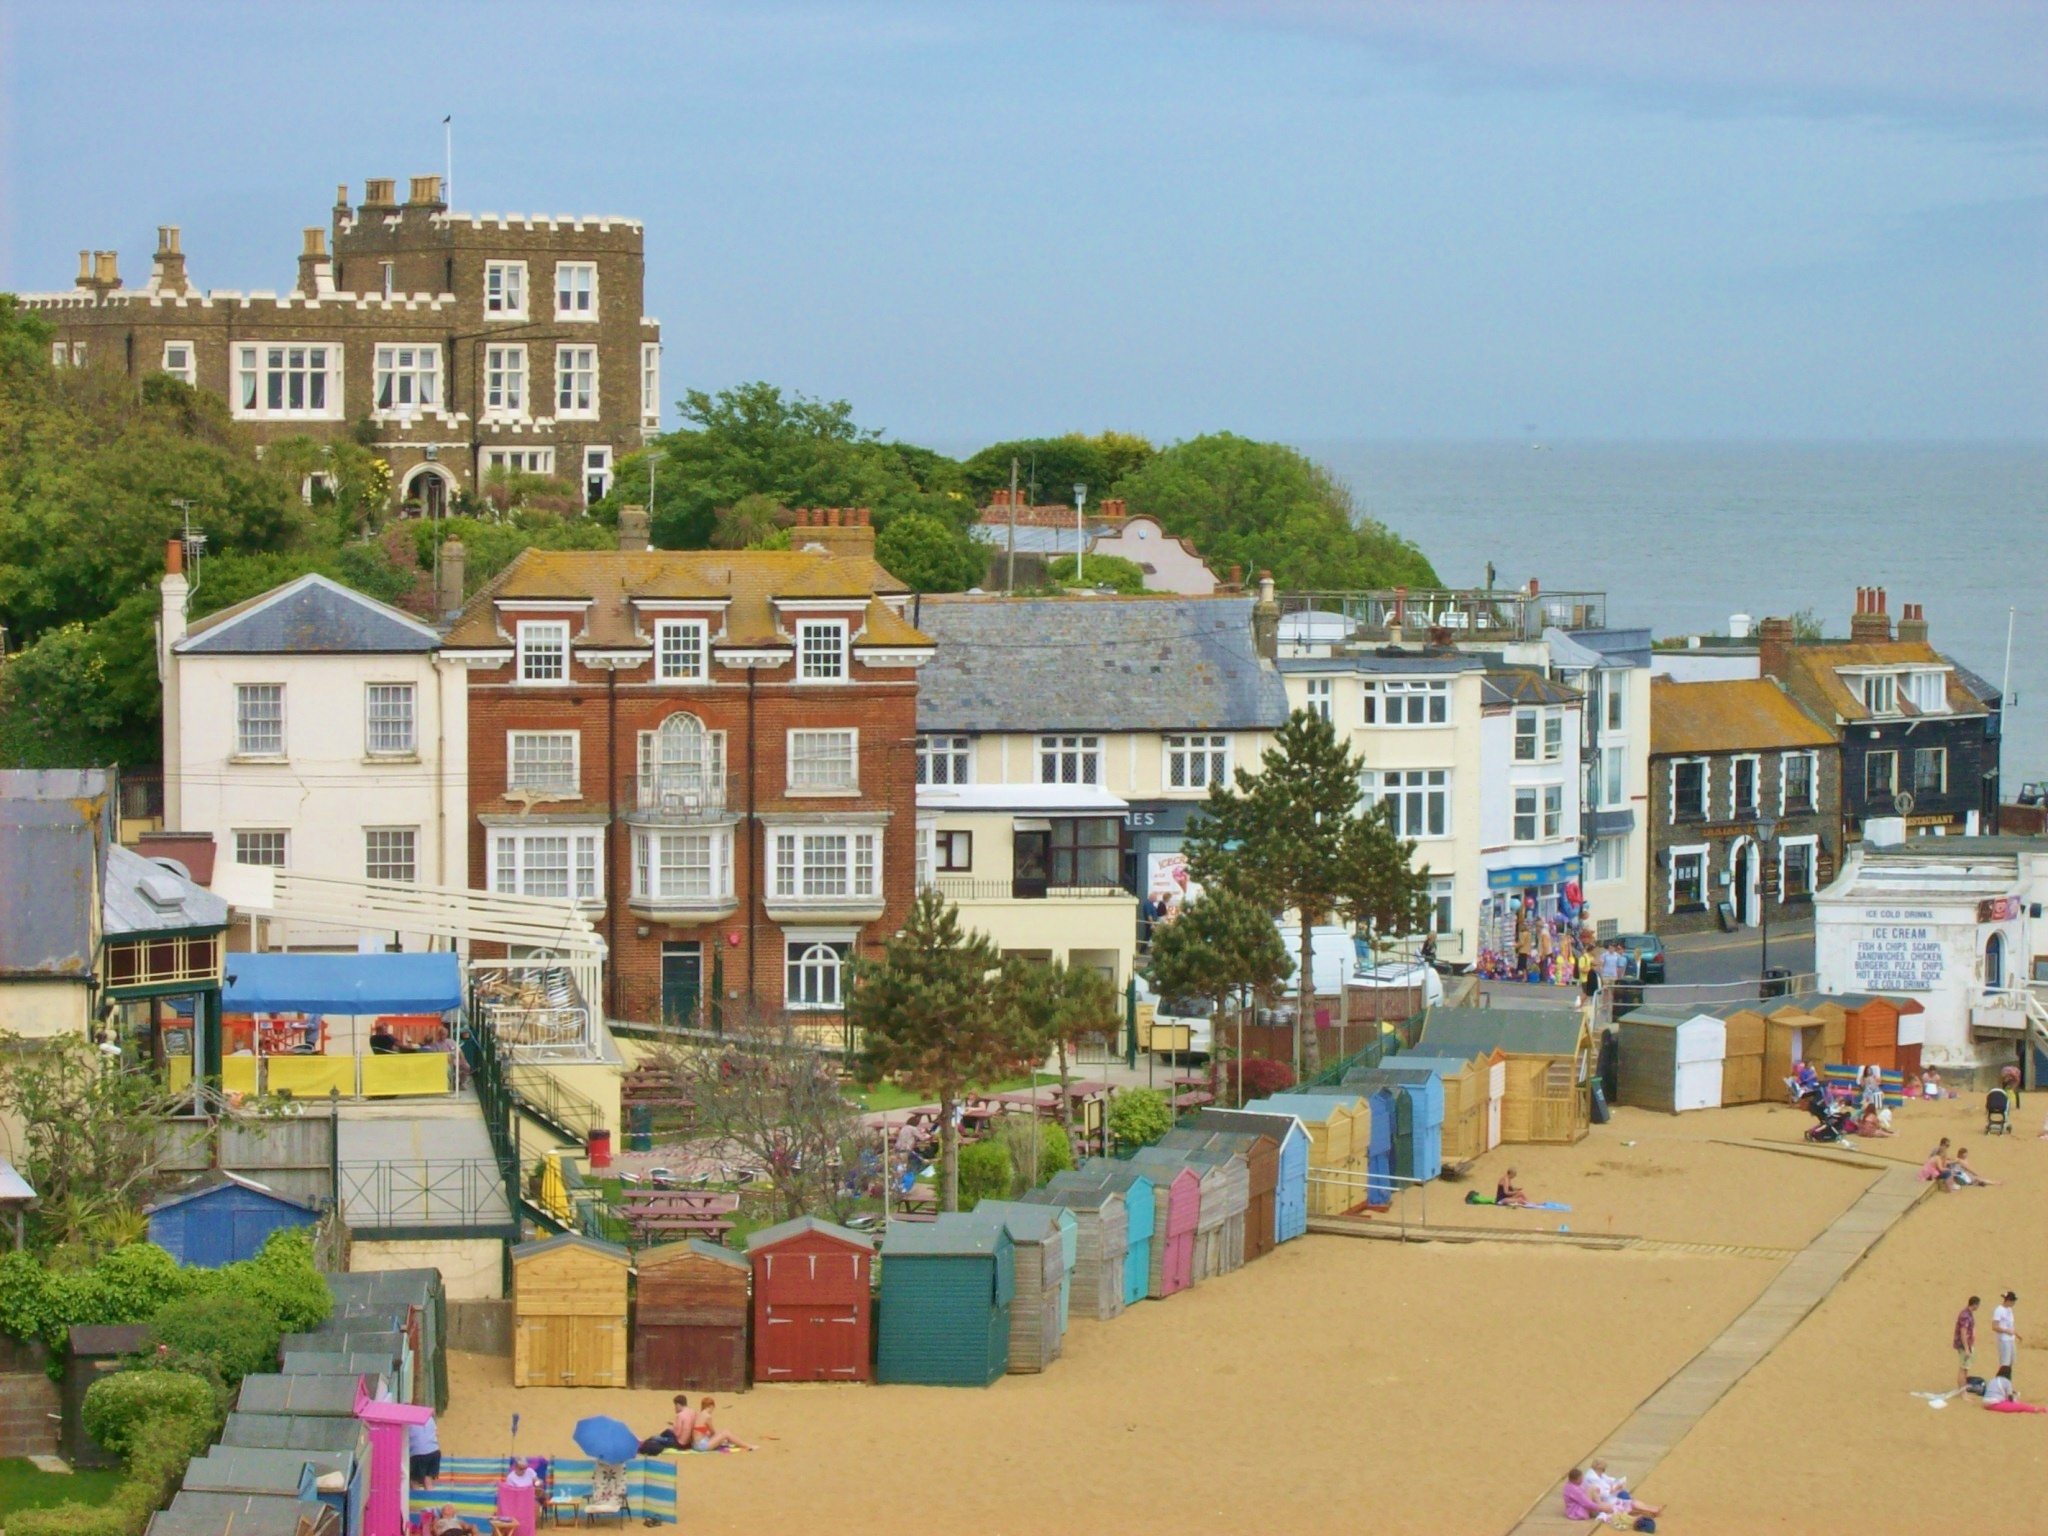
xmin=1006 ymin=456 xmax=1018 ymax=595
xmin=1073 ymin=483 xmax=1087 ymax=584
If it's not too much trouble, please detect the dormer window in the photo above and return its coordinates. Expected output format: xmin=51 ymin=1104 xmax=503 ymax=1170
xmin=1860 ymin=673 xmax=1896 ymax=715
xmin=654 ymin=619 xmax=707 ymax=681
xmin=1906 ymin=670 xmax=1948 ymax=713
xmin=517 ymin=621 xmax=569 ymax=683
xmin=797 ymin=621 xmax=847 ymax=682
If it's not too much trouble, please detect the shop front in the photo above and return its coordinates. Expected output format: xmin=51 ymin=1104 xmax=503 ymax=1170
xmin=1477 ymin=856 xmax=1585 ymax=979
xmin=1126 ymin=801 xmax=1204 ymax=931
xmin=219 ymin=952 xmax=465 ymax=1100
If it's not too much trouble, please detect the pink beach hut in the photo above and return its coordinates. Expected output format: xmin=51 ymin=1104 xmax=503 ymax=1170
xmin=1128 ymin=1161 xmax=1199 ymax=1296
xmin=353 ymin=1380 xmax=431 ymax=1536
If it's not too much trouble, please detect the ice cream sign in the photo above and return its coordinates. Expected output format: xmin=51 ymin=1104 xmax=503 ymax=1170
xmin=1850 ymin=908 xmax=1945 ymax=992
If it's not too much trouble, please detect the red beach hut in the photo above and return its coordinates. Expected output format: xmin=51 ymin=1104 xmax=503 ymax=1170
xmin=746 ymin=1216 xmax=874 ymax=1383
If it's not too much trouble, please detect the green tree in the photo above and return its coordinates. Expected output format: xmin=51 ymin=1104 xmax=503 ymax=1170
xmin=875 ymin=512 xmax=985 ymax=592
xmin=1145 ymin=889 xmax=1293 ymax=1098
xmin=960 ymin=432 xmax=1154 ymax=507
xmin=852 ymin=888 xmax=1035 ymax=1211
xmin=1041 ymin=552 xmax=1146 ymax=593
xmin=1338 ymin=803 xmax=1435 ymax=973
xmin=997 ymin=958 xmax=1120 ymax=1140
xmin=712 ymin=492 xmax=793 ymax=550
xmin=1183 ymin=710 xmax=1365 ymax=1077
xmin=1112 ymin=433 xmax=1437 ymax=591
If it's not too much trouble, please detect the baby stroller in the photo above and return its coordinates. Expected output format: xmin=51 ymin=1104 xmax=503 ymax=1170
xmin=1986 ymin=1088 xmax=2012 ymax=1136
xmin=1804 ymin=1093 xmax=1856 ymax=1144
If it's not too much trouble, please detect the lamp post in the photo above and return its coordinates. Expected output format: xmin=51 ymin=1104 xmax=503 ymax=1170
xmin=646 ymin=447 xmax=663 ymax=521
xmin=1756 ymin=814 xmax=1777 ymax=994
xmin=1073 ymin=482 xmax=1087 ymax=584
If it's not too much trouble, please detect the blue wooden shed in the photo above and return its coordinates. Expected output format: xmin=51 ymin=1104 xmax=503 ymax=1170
xmin=1193 ymin=1107 xmax=1310 ymax=1246
xmin=876 ymin=1214 xmax=1014 ymax=1386
xmin=1344 ymin=1065 xmax=1445 ymax=1183
xmin=1053 ymin=1163 xmax=1153 ymax=1307
xmin=145 ymin=1173 xmax=320 ymax=1268
xmin=1364 ymin=1087 xmax=1398 ymax=1205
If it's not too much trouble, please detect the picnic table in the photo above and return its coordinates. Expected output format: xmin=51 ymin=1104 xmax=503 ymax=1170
xmin=893 ymin=1186 xmax=939 ymax=1216
xmin=1171 ymin=1090 xmax=1215 ymax=1111
xmin=626 ymin=1214 xmax=736 ymax=1242
xmin=621 ymin=1190 xmax=740 ymax=1215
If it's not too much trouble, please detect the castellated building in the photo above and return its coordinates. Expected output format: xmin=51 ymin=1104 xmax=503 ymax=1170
xmin=19 ymin=175 xmax=660 ymax=515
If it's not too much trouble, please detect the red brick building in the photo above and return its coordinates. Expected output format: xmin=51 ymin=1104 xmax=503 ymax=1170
xmin=444 ymin=510 xmax=930 ymax=1025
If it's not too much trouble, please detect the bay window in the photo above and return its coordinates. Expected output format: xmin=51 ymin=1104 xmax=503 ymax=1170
xmin=632 ymin=829 xmax=734 ymax=903
xmin=490 ymin=828 xmax=602 ymax=902
xmin=771 ymin=829 xmax=881 ymax=902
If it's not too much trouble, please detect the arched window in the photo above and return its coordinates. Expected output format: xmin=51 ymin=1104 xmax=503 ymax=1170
xmin=641 ymin=713 xmax=714 ymax=796
xmin=786 ymin=940 xmax=848 ymax=1009
xmin=1985 ymin=931 xmax=2006 ymax=992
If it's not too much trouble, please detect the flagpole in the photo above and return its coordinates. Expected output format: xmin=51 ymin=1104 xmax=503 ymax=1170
xmin=444 ymin=116 xmax=453 ymax=206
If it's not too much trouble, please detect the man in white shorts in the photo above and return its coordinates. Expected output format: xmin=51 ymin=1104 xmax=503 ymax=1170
xmin=1993 ymin=1291 xmax=2021 ymax=1378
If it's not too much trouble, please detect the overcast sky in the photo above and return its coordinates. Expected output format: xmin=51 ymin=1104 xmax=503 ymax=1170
xmin=3 ymin=1 xmax=2042 ymax=443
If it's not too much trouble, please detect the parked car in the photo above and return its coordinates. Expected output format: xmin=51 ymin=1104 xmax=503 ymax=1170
xmin=1133 ymin=981 xmax=1214 ymax=1062
xmin=1354 ymin=959 xmax=1446 ymax=1008
xmin=1618 ymin=932 xmax=1666 ymax=984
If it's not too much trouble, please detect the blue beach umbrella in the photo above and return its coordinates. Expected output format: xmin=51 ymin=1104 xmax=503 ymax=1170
xmin=572 ymin=1415 xmax=642 ymax=1464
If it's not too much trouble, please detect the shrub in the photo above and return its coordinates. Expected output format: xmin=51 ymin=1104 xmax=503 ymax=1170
xmin=1223 ymin=1057 xmax=1296 ymax=1102
xmin=147 ymin=1291 xmax=284 ymax=1386
xmin=6 ymin=1502 xmax=131 ymax=1536
xmin=1108 ymin=1088 xmax=1172 ymax=1148
xmin=997 ymin=1117 xmax=1072 ymax=1193
xmin=955 ymin=1139 xmax=1013 ymax=1211
xmin=222 ymin=1228 xmax=331 ymax=1334
xmin=81 ymin=1368 xmax=217 ymax=1457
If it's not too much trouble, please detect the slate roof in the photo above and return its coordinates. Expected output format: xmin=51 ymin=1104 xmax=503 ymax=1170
xmin=105 ymin=842 xmax=228 ymax=937
xmin=1649 ymin=678 xmax=1837 ymax=758
xmin=179 ymin=575 xmax=440 ymax=654
xmin=1481 ymin=668 xmax=1581 ymax=708
xmin=1554 ymin=627 xmax=1654 ymax=669
xmin=915 ymin=595 xmax=1290 ymax=733
xmin=444 ymin=549 xmax=924 ymax=654
xmin=0 ymin=769 xmax=109 ymax=981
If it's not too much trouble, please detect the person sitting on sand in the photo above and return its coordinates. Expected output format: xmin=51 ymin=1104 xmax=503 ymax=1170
xmin=1853 ymin=1104 xmax=1895 ymax=1138
xmin=1586 ymin=1461 xmax=1663 ymax=1520
xmin=1789 ymin=1060 xmax=1822 ymax=1105
xmin=1948 ymin=1147 xmax=1998 ymax=1187
xmin=1921 ymin=1067 xmax=1951 ymax=1100
xmin=1496 ymin=1168 xmax=1531 ymax=1207
xmin=688 ymin=1397 xmax=754 ymax=1453
xmin=1921 ymin=1145 xmax=1957 ymax=1190
xmin=1561 ymin=1468 xmax=1619 ymax=1522
xmin=1983 ymin=1366 xmax=2048 ymax=1412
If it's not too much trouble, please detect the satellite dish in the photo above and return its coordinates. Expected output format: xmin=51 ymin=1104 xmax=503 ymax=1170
xmin=1895 ymin=790 xmax=1916 ymax=816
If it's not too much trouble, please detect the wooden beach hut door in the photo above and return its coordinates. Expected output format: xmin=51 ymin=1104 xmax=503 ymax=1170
xmin=757 ymin=1243 xmax=869 ymax=1381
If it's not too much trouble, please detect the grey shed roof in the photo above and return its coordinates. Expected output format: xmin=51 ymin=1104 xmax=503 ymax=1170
xmin=0 ymin=769 xmax=109 ymax=981
xmin=1190 ymin=1107 xmax=1303 ymax=1146
xmin=149 ymin=1491 xmax=333 ymax=1536
xmin=144 ymin=1171 xmax=318 ymax=1215
xmin=233 ymin=1374 xmax=366 ymax=1417
xmin=104 ymin=843 xmax=228 ymax=937
xmin=178 ymin=574 xmax=440 ymax=655
xmin=882 ymin=1212 xmax=1011 ymax=1257
xmin=220 ymin=1414 xmax=369 ymax=1455
xmin=915 ymin=595 xmax=1291 ymax=733
xmin=182 ymin=1445 xmax=351 ymax=1494
xmin=1419 ymin=1005 xmax=1587 ymax=1059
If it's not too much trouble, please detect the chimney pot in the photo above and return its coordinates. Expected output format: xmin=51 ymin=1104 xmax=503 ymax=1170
xmin=165 ymin=538 xmax=184 ymax=577
xmin=93 ymin=250 xmax=121 ymax=289
xmin=407 ymin=175 xmax=444 ymax=206
xmin=302 ymin=228 xmax=327 ymax=257
xmin=363 ymin=178 xmax=397 ymax=208
xmin=336 ymin=183 xmax=351 ymax=208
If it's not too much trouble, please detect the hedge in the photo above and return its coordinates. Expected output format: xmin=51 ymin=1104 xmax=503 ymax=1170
xmin=955 ymin=1140 xmax=1012 ymax=1211
xmin=11 ymin=1368 xmax=222 ymax=1536
xmin=1108 ymin=1088 xmax=1172 ymax=1148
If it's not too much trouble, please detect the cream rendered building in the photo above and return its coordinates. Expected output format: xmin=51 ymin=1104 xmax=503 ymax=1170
xmin=912 ymin=594 xmax=1292 ymax=986
xmin=161 ymin=553 xmax=468 ymax=948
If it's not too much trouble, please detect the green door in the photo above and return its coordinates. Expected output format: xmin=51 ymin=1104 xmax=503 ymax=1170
xmin=661 ymin=943 xmax=701 ymax=1028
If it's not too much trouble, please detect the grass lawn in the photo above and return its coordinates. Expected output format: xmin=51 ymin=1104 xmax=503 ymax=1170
xmin=848 ymin=1072 xmax=1060 ymax=1114
xmin=0 ymin=1459 xmax=124 ymax=1518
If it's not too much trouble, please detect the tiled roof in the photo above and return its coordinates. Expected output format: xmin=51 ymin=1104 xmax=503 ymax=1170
xmin=1649 ymin=678 xmax=1837 ymax=757
xmin=1772 ymin=639 xmax=1987 ymax=724
xmin=180 ymin=575 xmax=440 ymax=654
xmin=915 ymin=595 xmax=1291 ymax=733
xmin=0 ymin=769 xmax=109 ymax=981
xmin=443 ymin=548 xmax=923 ymax=653
xmin=104 ymin=843 xmax=228 ymax=936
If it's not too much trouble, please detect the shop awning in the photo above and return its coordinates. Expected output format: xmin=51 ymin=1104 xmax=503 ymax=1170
xmin=222 ymin=952 xmax=463 ymax=1015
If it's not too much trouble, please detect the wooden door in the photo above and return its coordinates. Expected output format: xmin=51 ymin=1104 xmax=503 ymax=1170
xmin=637 ymin=1324 xmax=745 ymax=1392
xmin=761 ymin=1304 xmax=863 ymax=1380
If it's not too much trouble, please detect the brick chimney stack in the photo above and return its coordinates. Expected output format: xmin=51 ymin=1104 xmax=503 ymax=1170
xmin=148 ymin=227 xmax=191 ymax=296
xmin=1099 ymin=498 xmax=1127 ymax=519
xmin=1896 ymin=601 xmax=1929 ymax=644
xmin=437 ymin=537 xmax=467 ymax=617
xmin=296 ymin=228 xmax=335 ymax=298
xmin=1253 ymin=571 xmax=1279 ymax=661
xmin=794 ymin=507 xmax=876 ymax=563
xmin=79 ymin=250 xmax=121 ymax=297
xmin=1756 ymin=615 xmax=1796 ymax=682
xmin=406 ymin=175 xmax=445 ymax=208
xmin=1849 ymin=585 xmax=1892 ymax=643
xmin=617 ymin=505 xmax=651 ymax=553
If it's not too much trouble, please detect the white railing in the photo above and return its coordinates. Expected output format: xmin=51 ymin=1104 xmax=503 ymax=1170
xmin=635 ymin=765 xmax=727 ymax=816
xmin=470 ymin=958 xmax=601 ymax=1061
xmin=1591 ymin=972 xmax=1820 ymax=1029
xmin=1306 ymin=1166 xmax=1433 ymax=1235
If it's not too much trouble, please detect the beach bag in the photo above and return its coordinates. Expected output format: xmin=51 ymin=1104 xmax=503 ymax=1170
xmin=1632 ymin=1519 xmax=1656 ymax=1533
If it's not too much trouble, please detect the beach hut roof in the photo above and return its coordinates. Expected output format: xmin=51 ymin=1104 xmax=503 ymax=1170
xmin=1250 ymin=1092 xmax=1360 ymax=1120
xmin=638 ymin=1237 xmax=750 ymax=1271
xmin=1191 ymin=1107 xmax=1303 ymax=1145
xmin=510 ymin=1232 xmax=631 ymax=1264
xmin=883 ymin=1213 xmax=1009 ymax=1257
xmin=967 ymin=1201 xmax=1064 ymax=1243
xmin=1419 ymin=1005 xmax=1585 ymax=1059
xmin=747 ymin=1214 xmax=875 ymax=1253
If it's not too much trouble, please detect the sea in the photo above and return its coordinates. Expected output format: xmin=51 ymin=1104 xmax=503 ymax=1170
xmin=1303 ymin=442 xmax=2048 ymax=783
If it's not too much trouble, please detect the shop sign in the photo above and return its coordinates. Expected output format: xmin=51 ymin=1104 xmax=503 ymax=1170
xmin=1850 ymin=908 xmax=1945 ymax=991
xmin=1977 ymin=894 xmax=2023 ymax=924
xmin=1144 ymin=850 xmax=1202 ymax=914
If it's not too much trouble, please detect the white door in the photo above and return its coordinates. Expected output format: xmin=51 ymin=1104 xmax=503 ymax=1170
xmin=1485 ymin=1061 xmax=1506 ymax=1149
xmin=1674 ymin=1058 xmax=1723 ymax=1112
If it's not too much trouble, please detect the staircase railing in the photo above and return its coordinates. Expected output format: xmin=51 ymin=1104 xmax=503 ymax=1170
xmin=507 ymin=1061 xmax=605 ymax=1143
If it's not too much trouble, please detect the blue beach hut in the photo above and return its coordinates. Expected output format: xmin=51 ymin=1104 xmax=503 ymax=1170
xmin=1193 ymin=1107 xmax=1310 ymax=1246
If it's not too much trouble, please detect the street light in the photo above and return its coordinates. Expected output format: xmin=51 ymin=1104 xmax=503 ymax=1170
xmin=1073 ymin=483 xmax=1088 ymax=584
xmin=1756 ymin=815 xmax=1778 ymax=996
xmin=647 ymin=447 xmax=664 ymax=520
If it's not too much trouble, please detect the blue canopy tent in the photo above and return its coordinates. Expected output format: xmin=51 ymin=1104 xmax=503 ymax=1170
xmin=223 ymin=953 xmax=463 ymax=1015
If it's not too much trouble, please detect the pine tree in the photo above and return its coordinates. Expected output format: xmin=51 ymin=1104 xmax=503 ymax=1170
xmin=1339 ymin=801 xmax=1435 ymax=975
xmin=852 ymin=888 xmax=1035 ymax=1211
xmin=1184 ymin=709 xmax=1364 ymax=1076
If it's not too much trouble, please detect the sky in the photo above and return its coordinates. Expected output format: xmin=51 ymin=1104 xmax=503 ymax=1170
xmin=2 ymin=0 xmax=2043 ymax=444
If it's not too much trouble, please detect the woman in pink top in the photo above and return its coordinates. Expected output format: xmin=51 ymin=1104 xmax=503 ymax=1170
xmin=1561 ymin=1468 xmax=1615 ymax=1521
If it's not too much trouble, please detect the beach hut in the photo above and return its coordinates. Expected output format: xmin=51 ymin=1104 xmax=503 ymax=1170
xmin=1383 ymin=1053 xmax=1494 ymax=1164
xmin=1758 ymin=1004 xmax=1829 ymax=1099
xmin=876 ymin=1215 xmax=1014 ymax=1386
xmin=1160 ymin=1130 xmax=1258 ymax=1268
xmin=1342 ymin=1065 xmax=1445 ymax=1182
xmin=1616 ymin=1005 xmax=1727 ymax=1113
xmin=1085 ymin=1157 xmax=1192 ymax=1297
xmin=1055 ymin=1163 xmax=1155 ymax=1307
xmin=1020 ymin=1181 xmax=1127 ymax=1321
xmin=510 ymin=1234 xmax=630 ymax=1389
xmin=1805 ymin=993 xmax=1925 ymax=1075
xmin=747 ymin=1216 xmax=874 ymax=1383
xmin=146 ymin=1492 xmax=339 ymax=1536
xmin=1130 ymin=1149 xmax=1222 ymax=1282
xmin=347 ymin=1382 xmax=429 ymax=1536
xmin=236 ymin=1375 xmax=371 ymax=1418
xmin=143 ymin=1173 xmax=320 ymax=1268
xmin=1712 ymin=1001 xmax=1767 ymax=1105
xmin=1251 ymin=1093 xmax=1369 ymax=1219
xmin=633 ymin=1238 xmax=751 ymax=1392
xmin=325 ymin=1270 xmax=446 ymax=1412
xmin=1416 ymin=1006 xmax=1593 ymax=1144
xmin=970 ymin=1201 xmax=1071 ymax=1372
xmin=1191 ymin=1107 xmax=1302 ymax=1252
xmin=181 ymin=1446 xmax=360 ymax=1536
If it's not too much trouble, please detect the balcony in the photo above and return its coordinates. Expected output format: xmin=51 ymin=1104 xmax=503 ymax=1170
xmin=931 ymin=876 xmax=1131 ymax=904
xmin=629 ymin=765 xmax=732 ymax=825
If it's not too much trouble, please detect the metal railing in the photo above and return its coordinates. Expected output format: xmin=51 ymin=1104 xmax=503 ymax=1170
xmin=507 ymin=1061 xmax=605 ymax=1141
xmin=929 ymin=877 xmax=1131 ymax=902
xmin=1306 ymin=1166 xmax=1432 ymax=1235
xmin=1278 ymin=587 xmax=1606 ymax=645
xmin=1591 ymin=972 xmax=1819 ymax=1030
xmin=339 ymin=1158 xmax=511 ymax=1232
xmin=472 ymin=959 xmax=599 ymax=1061
xmin=634 ymin=765 xmax=727 ymax=816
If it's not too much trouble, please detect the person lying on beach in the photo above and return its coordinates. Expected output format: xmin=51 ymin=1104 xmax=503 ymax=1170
xmin=1586 ymin=1461 xmax=1663 ymax=1520
xmin=687 ymin=1397 xmax=754 ymax=1452
xmin=1948 ymin=1148 xmax=1998 ymax=1187
xmin=1496 ymin=1168 xmax=1531 ymax=1207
